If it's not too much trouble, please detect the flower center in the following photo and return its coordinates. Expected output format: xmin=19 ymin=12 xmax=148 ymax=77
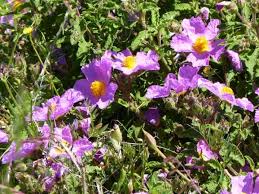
xmin=221 ymin=86 xmax=234 ymax=95
xmin=49 ymin=103 xmax=56 ymax=113
xmin=90 ymin=81 xmax=106 ymax=98
xmin=11 ymin=0 xmax=23 ymax=10
xmin=193 ymin=36 xmax=209 ymax=54
xmin=122 ymin=56 xmax=136 ymax=69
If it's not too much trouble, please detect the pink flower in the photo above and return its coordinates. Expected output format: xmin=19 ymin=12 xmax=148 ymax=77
xmin=111 ymin=49 xmax=160 ymax=75
xmin=197 ymin=139 xmax=218 ymax=161
xmin=74 ymin=56 xmax=118 ymax=109
xmin=171 ymin=16 xmax=225 ymax=67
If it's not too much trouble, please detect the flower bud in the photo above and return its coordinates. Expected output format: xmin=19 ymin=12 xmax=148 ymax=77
xmin=111 ymin=124 xmax=122 ymax=143
xmin=128 ymin=179 xmax=133 ymax=193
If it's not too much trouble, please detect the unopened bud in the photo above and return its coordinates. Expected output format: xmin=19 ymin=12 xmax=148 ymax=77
xmin=128 ymin=179 xmax=133 ymax=193
xmin=111 ymin=124 xmax=122 ymax=143
xmin=143 ymin=130 xmax=158 ymax=151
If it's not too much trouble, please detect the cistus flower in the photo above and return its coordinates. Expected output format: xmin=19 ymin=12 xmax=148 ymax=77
xmin=42 ymin=161 xmax=67 ymax=192
xmin=198 ymin=78 xmax=254 ymax=112
xmin=48 ymin=126 xmax=93 ymax=161
xmin=255 ymin=88 xmax=259 ymax=96
xmin=226 ymin=50 xmax=243 ymax=72
xmin=0 ymin=130 xmax=8 ymax=143
xmin=255 ymin=109 xmax=259 ymax=123
xmin=145 ymin=64 xmax=200 ymax=99
xmin=144 ymin=107 xmax=160 ymax=127
xmin=111 ymin=49 xmax=160 ymax=75
xmin=74 ymin=56 xmax=118 ymax=109
xmin=171 ymin=16 xmax=224 ymax=67
xmin=0 ymin=14 xmax=14 ymax=26
xmin=7 ymin=0 xmax=25 ymax=10
xmin=197 ymin=139 xmax=218 ymax=161
xmin=216 ymin=1 xmax=232 ymax=11
xmin=221 ymin=172 xmax=259 ymax=194
xmin=200 ymin=7 xmax=210 ymax=20
xmin=2 ymin=140 xmax=42 ymax=164
xmin=31 ymin=88 xmax=84 ymax=121
xmin=23 ymin=27 xmax=33 ymax=35
xmin=94 ymin=147 xmax=107 ymax=162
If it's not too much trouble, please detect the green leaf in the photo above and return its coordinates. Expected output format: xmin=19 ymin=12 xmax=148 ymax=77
xmin=244 ymin=48 xmax=259 ymax=79
xmin=207 ymin=160 xmax=222 ymax=171
xmin=219 ymin=142 xmax=245 ymax=166
xmin=175 ymin=3 xmax=192 ymax=11
xmin=245 ymin=155 xmax=255 ymax=171
xmin=131 ymin=30 xmax=149 ymax=50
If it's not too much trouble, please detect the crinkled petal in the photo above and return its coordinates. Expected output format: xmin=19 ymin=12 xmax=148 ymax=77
xmin=0 ymin=130 xmax=8 ymax=143
xmin=145 ymin=85 xmax=170 ymax=99
xmin=231 ymin=172 xmax=253 ymax=194
xmin=182 ymin=17 xmax=206 ymax=40
xmin=255 ymin=109 xmax=259 ymax=123
xmin=171 ymin=34 xmax=193 ymax=52
xmin=236 ymin=98 xmax=254 ymax=112
xmin=210 ymin=39 xmax=225 ymax=62
xmin=205 ymin=19 xmax=221 ymax=40
xmin=187 ymin=53 xmax=210 ymax=67
xmin=97 ymin=82 xmax=118 ymax=109
xmin=226 ymin=50 xmax=243 ymax=72
xmin=72 ymin=137 xmax=93 ymax=159
xmin=197 ymin=139 xmax=218 ymax=161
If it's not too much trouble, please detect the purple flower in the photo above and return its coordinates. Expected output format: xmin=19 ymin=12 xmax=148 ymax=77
xmin=2 ymin=140 xmax=41 ymax=164
xmin=7 ymin=0 xmax=25 ymax=10
xmin=111 ymin=49 xmax=160 ymax=75
xmin=0 ymin=14 xmax=14 ymax=26
xmin=216 ymin=1 xmax=232 ymax=11
xmin=145 ymin=73 xmax=175 ymax=99
xmin=0 ymin=130 xmax=8 ymax=143
xmin=145 ymin=64 xmax=200 ymax=99
xmin=171 ymin=16 xmax=225 ymax=67
xmin=31 ymin=88 xmax=84 ymax=121
xmin=225 ymin=173 xmax=259 ymax=193
xmin=235 ymin=98 xmax=254 ymax=112
xmin=226 ymin=50 xmax=243 ymax=72
xmin=43 ymin=162 xmax=67 ymax=192
xmin=79 ymin=118 xmax=91 ymax=134
xmin=185 ymin=156 xmax=205 ymax=170
xmin=231 ymin=172 xmax=253 ymax=194
xmin=71 ymin=137 xmax=94 ymax=159
xmin=200 ymin=7 xmax=210 ymax=20
xmin=94 ymin=147 xmax=107 ymax=162
xmin=48 ymin=126 xmax=93 ymax=160
xmin=74 ymin=56 xmax=118 ymax=109
xmin=197 ymin=139 xmax=218 ymax=161
xmin=144 ymin=107 xmax=160 ymax=127
xmin=198 ymin=78 xmax=254 ymax=112
xmin=255 ymin=109 xmax=259 ymax=123
xmin=219 ymin=190 xmax=230 ymax=194
xmin=255 ymin=88 xmax=259 ymax=96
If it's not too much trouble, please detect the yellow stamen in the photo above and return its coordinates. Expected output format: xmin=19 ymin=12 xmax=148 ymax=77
xmin=23 ymin=27 xmax=33 ymax=35
xmin=122 ymin=56 xmax=136 ymax=69
xmin=49 ymin=103 xmax=56 ymax=113
xmin=11 ymin=0 xmax=23 ymax=10
xmin=53 ymin=146 xmax=65 ymax=155
xmin=193 ymin=36 xmax=209 ymax=54
xmin=221 ymin=86 xmax=234 ymax=95
xmin=90 ymin=81 xmax=106 ymax=98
